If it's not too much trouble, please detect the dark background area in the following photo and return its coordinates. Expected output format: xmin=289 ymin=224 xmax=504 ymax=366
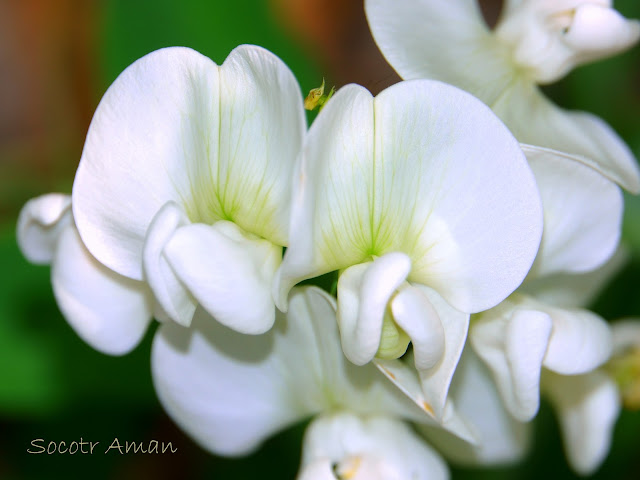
xmin=1 ymin=0 xmax=639 ymax=478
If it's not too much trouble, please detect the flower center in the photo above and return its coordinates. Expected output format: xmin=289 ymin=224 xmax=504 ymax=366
xmin=494 ymin=0 xmax=640 ymax=83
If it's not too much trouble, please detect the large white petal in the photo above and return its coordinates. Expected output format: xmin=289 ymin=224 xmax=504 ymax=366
xmin=74 ymin=45 xmax=305 ymax=280
xmin=17 ymin=193 xmax=72 ymax=264
xmin=277 ymin=80 xmax=542 ymax=313
xmin=152 ymin=287 xmax=428 ymax=456
xmin=493 ymin=81 xmax=640 ymax=193
xmin=364 ymin=0 xmax=514 ymax=105
xmin=542 ymin=370 xmax=621 ymax=475
xmin=52 ymin=224 xmax=153 ymax=356
xmin=421 ymin=349 xmax=531 ymax=466
xmin=299 ymin=413 xmax=449 ymax=480
xmin=523 ymin=145 xmax=622 ymax=278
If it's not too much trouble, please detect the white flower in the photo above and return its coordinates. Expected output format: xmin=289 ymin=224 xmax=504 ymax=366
xmin=151 ymin=286 xmax=473 ymax=471
xmin=299 ymin=413 xmax=448 ymax=480
xmin=17 ymin=194 xmax=153 ymax=355
xmin=273 ymin=79 xmax=543 ymax=419
xmin=365 ymin=0 xmax=640 ymax=192
xmin=539 ymin=319 xmax=640 ymax=474
xmin=72 ymin=45 xmax=306 ymax=333
xmin=465 ymin=145 xmax=625 ymax=472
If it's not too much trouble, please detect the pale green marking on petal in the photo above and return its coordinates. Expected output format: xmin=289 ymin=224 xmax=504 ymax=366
xmin=376 ymin=305 xmax=411 ymax=360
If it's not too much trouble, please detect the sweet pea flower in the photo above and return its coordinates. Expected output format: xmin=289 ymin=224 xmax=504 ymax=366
xmin=274 ymin=79 xmax=543 ymax=420
xmin=72 ymin=45 xmax=305 ymax=333
xmin=534 ymin=318 xmax=640 ymax=474
xmin=17 ymin=194 xmax=153 ymax=355
xmin=468 ymin=149 xmax=625 ymax=473
xmin=365 ymin=0 xmax=640 ymax=192
xmin=152 ymin=286 xmax=475 ymax=477
xmin=299 ymin=413 xmax=448 ymax=480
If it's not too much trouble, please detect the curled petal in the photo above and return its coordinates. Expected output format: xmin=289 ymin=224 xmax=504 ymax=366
xmin=473 ymin=295 xmax=612 ymax=420
xmin=394 ymin=285 xmax=468 ymax=419
xmin=164 ymin=221 xmax=281 ymax=334
xmin=17 ymin=194 xmax=72 ymax=264
xmin=391 ymin=285 xmax=444 ymax=371
xmin=472 ymin=303 xmax=552 ymax=421
xmin=543 ymin=370 xmax=621 ymax=475
xmin=143 ymin=202 xmax=195 ymax=327
xmin=543 ymin=305 xmax=612 ymax=375
xmin=337 ymin=253 xmax=411 ymax=365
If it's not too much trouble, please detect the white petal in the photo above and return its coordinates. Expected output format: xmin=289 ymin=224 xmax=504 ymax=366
xmin=142 ymin=202 xmax=196 ymax=327
xmin=364 ymin=0 xmax=514 ymax=105
xmin=473 ymin=295 xmax=613 ymax=418
xmin=278 ymin=80 xmax=542 ymax=313
xmin=493 ymin=82 xmax=640 ymax=193
xmin=521 ymin=244 xmax=629 ymax=308
xmin=374 ymin=359 xmax=476 ymax=442
xmin=392 ymin=286 xmax=444 ymax=371
xmin=543 ymin=370 xmax=621 ymax=475
xmin=523 ymin=145 xmax=622 ymax=277
xmin=336 ymin=253 xmax=411 ymax=365
xmin=17 ymin=193 xmax=72 ymax=264
xmin=422 ymin=349 xmax=531 ymax=466
xmin=52 ymin=224 xmax=153 ymax=356
xmin=300 ymin=413 xmax=449 ymax=480
xmin=152 ymin=287 xmax=428 ymax=456
xmin=472 ymin=302 xmax=553 ymax=421
xmin=74 ymin=45 xmax=305 ymax=280
xmin=395 ymin=285 xmax=468 ymax=420
xmin=542 ymin=305 xmax=612 ymax=375
xmin=164 ymin=221 xmax=281 ymax=334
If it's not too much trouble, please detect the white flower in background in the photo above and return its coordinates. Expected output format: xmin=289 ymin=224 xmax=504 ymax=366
xmin=299 ymin=413 xmax=448 ymax=480
xmin=273 ymin=78 xmax=543 ymax=420
xmin=17 ymin=194 xmax=153 ymax=355
xmin=152 ymin=286 xmax=476 ymax=478
xmin=365 ymin=0 xmax=640 ymax=192
xmin=468 ymin=147 xmax=626 ymax=473
xmin=540 ymin=318 xmax=640 ymax=474
xmin=72 ymin=45 xmax=306 ymax=334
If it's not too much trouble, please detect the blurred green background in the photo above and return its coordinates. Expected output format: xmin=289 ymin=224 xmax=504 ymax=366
xmin=0 ymin=0 xmax=639 ymax=478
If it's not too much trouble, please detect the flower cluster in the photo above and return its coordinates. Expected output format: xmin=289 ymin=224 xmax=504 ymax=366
xmin=17 ymin=1 xmax=640 ymax=478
